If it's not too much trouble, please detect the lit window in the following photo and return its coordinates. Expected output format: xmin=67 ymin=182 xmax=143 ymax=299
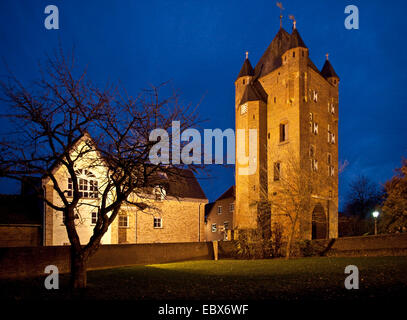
xmin=224 ymin=221 xmax=229 ymax=230
xmin=91 ymin=212 xmax=97 ymax=225
xmin=240 ymin=103 xmax=248 ymax=115
xmin=154 ymin=217 xmax=163 ymax=228
xmin=313 ymin=122 xmax=319 ymax=135
xmin=212 ymin=223 xmax=217 ymax=232
xmin=313 ymin=90 xmax=318 ymax=102
xmin=311 ymin=159 xmax=318 ymax=171
xmin=217 ymin=206 xmax=222 ymax=215
xmin=119 ymin=215 xmax=128 ymax=228
xmin=67 ymin=169 xmax=98 ymax=199
xmin=329 ymin=166 xmax=335 ymax=177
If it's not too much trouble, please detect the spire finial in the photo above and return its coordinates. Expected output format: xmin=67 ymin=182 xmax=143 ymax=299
xmin=326 ymin=53 xmax=329 ymax=61
xmin=276 ymin=2 xmax=284 ymax=28
xmin=245 ymin=51 xmax=249 ymax=60
xmin=289 ymin=15 xmax=296 ymax=29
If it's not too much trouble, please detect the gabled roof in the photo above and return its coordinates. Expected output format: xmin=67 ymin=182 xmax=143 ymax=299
xmin=216 ymin=185 xmax=235 ymax=201
xmin=288 ymin=28 xmax=307 ymax=50
xmin=164 ymin=168 xmax=207 ymax=200
xmin=237 ymin=58 xmax=254 ymax=79
xmin=239 ymin=80 xmax=268 ymax=105
xmin=320 ymin=59 xmax=339 ymax=79
xmin=254 ymin=27 xmax=291 ymax=78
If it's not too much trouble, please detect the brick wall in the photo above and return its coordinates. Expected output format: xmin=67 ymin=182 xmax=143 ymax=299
xmin=206 ymin=197 xmax=234 ymax=241
xmin=0 ymin=241 xmax=214 ymax=279
xmin=218 ymin=233 xmax=407 ymax=258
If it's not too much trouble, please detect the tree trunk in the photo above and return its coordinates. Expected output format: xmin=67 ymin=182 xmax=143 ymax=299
xmin=285 ymin=215 xmax=298 ymax=260
xmin=285 ymin=230 xmax=293 ymax=260
xmin=70 ymin=249 xmax=87 ymax=289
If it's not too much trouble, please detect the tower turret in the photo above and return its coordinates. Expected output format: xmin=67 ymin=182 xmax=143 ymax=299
xmin=321 ymin=54 xmax=340 ymax=87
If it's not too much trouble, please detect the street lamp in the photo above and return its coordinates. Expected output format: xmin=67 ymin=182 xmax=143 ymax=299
xmin=372 ymin=211 xmax=380 ymax=235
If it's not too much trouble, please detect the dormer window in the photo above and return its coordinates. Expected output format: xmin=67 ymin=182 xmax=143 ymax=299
xmin=153 ymin=185 xmax=166 ymax=201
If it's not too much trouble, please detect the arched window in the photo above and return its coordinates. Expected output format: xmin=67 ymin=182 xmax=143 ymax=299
xmin=67 ymin=169 xmax=98 ymax=199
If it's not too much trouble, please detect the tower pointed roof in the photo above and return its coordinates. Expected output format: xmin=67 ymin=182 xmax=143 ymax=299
xmin=288 ymin=28 xmax=307 ymax=49
xmin=320 ymin=58 xmax=339 ymax=79
xmin=254 ymin=27 xmax=291 ymax=78
xmin=239 ymin=80 xmax=268 ymax=105
xmin=237 ymin=57 xmax=254 ymax=79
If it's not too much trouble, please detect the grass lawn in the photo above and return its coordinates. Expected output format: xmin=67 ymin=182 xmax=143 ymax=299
xmin=1 ymin=256 xmax=407 ymax=301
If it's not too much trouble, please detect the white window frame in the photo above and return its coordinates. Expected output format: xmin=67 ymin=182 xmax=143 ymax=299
xmin=118 ymin=215 xmax=129 ymax=228
xmin=229 ymin=203 xmax=235 ymax=212
xmin=217 ymin=206 xmax=222 ymax=215
xmin=154 ymin=217 xmax=163 ymax=229
xmin=211 ymin=223 xmax=217 ymax=232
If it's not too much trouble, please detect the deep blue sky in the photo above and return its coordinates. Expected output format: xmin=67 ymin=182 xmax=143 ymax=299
xmin=0 ymin=0 xmax=406 ymax=208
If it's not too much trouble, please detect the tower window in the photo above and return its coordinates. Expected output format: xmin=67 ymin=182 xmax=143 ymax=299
xmin=240 ymin=103 xmax=248 ymax=115
xmin=311 ymin=159 xmax=318 ymax=172
xmin=279 ymin=123 xmax=288 ymax=142
xmin=274 ymin=97 xmax=276 ymax=103
xmin=309 ymin=145 xmax=315 ymax=158
xmin=268 ymin=132 xmax=270 ymax=139
xmin=243 ymin=79 xmax=245 ymax=85
xmin=327 ymin=153 xmax=332 ymax=165
xmin=293 ymin=51 xmax=295 ymax=58
xmin=313 ymin=90 xmax=318 ymax=102
xmin=313 ymin=122 xmax=319 ymax=135
xmin=274 ymin=162 xmax=281 ymax=181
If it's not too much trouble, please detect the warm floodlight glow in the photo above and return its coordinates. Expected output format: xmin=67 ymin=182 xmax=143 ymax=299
xmin=372 ymin=211 xmax=379 ymax=218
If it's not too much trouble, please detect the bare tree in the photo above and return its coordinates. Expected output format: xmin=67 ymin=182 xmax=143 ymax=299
xmin=344 ymin=175 xmax=382 ymax=220
xmin=0 ymin=50 xmax=202 ymax=288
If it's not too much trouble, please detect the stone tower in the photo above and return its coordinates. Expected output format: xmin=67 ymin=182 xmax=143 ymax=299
xmin=234 ymin=22 xmax=339 ymax=240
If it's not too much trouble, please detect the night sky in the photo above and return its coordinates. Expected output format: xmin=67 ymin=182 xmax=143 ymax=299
xmin=0 ymin=0 xmax=406 ymax=209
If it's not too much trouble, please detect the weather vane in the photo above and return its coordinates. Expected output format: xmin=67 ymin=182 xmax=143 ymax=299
xmin=276 ymin=2 xmax=284 ymax=28
xmin=289 ymin=15 xmax=296 ymax=29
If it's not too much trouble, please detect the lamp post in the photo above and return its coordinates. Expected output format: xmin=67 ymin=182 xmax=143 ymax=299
xmin=372 ymin=211 xmax=379 ymax=235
